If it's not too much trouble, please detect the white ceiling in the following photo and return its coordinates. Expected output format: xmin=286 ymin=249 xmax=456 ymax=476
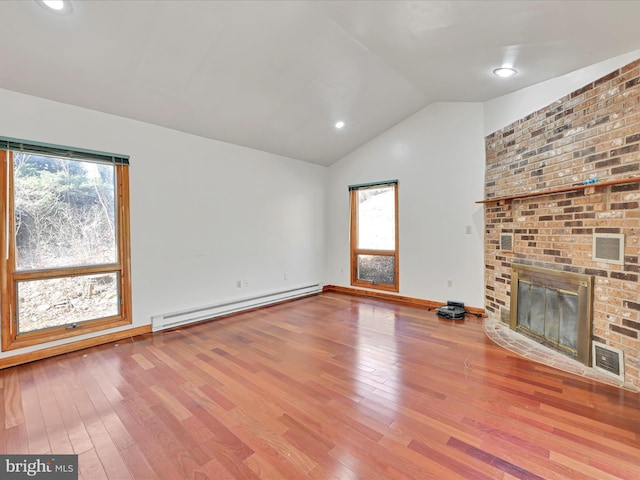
xmin=1 ymin=1 xmax=640 ymax=166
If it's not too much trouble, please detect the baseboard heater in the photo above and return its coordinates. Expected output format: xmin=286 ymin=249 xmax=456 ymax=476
xmin=151 ymin=283 xmax=321 ymax=332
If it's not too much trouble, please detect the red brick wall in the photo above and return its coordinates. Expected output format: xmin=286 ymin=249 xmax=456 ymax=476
xmin=484 ymin=59 xmax=640 ymax=388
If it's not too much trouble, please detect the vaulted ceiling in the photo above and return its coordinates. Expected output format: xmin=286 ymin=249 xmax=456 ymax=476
xmin=1 ymin=1 xmax=640 ymax=165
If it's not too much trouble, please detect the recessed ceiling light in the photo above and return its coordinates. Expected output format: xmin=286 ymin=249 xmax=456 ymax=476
xmin=335 ymin=121 xmax=345 ymax=129
xmin=37 ymin=0 xmax=73 ymax=14
xmin=493 ymin=67 xmax=517 ymax=78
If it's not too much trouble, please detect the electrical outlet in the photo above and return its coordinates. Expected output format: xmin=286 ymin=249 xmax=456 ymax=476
xmin=465 ymin=225 xmax=472 ymax=234
xmin=236 ymin=280 xmax=242 ymax=288
xmin=447 ymin=280 xmax=453 ymax=288
xmin=244 ymin=280 xmax=249 ymax=288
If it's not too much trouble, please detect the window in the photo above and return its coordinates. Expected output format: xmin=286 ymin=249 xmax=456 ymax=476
xmin=0 ymin=138 xmax=131 ymax=351
xmin=349 ymin=180 xmax=399 ymax=292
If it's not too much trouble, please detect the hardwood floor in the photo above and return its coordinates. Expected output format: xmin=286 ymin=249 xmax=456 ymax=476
xmin=1 ymin=292 xmax=639 ymax=479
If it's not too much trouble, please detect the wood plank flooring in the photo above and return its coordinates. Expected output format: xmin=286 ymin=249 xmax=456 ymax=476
xmin=1 ymin=292 xmax=639 ymax=479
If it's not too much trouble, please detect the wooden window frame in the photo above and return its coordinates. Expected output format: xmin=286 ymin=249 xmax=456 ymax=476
xmin=0 ymin=150 xmax=132 ymax=351
xmin=350 ymin=183 xmax=399 ymax=292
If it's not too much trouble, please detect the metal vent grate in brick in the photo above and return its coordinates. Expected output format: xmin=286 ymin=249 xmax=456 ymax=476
xmin=500 ymin=233 xmax=514 ymax=251
xmin=592 ymin=342 xmax=624 ymax=380
xmin=593 ymin=233 xmax=624 ymax=265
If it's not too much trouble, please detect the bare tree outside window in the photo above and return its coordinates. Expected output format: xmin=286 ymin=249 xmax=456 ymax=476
xmin=12 ymin=154 xmax=120 ymax=333
xmin=14 ymin=153 xmax=117 ymax=270
xmin=350 ymin=183 xmax=399 ymax=291
xmin=1 ymin=146 xmax=131 ymax=349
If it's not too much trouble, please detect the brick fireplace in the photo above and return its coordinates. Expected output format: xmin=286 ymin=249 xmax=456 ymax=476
xmin=483 ymin=58 xmax=640 ymax=389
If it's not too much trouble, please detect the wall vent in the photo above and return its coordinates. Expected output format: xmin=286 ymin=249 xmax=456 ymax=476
xmin=500 ymin=233 xmax=514 ymax=252
xmin=592 ymin=341 xmax=624 ymax=380
xmin=593 ymin=233 xmax=624 ymax=265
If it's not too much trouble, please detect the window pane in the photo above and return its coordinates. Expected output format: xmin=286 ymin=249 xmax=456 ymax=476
xmin=16 ymin=273 xmax=120 ymax=334
xmin=13 ymin=153 xmax=117 ymax=270
xmin=357 ymin=254 xmax=395 ymax=285
xmin=357 ymin=186 xmax=395 ymax=250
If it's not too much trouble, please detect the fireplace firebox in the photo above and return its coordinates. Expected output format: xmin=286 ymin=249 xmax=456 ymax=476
xmin=510 ymin=264 xmax=594 ymax=365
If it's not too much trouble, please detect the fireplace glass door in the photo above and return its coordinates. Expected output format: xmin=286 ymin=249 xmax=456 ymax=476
xmin=516 ymin=281 xmax=579 ymax=353
xmin=510 ymin=264 xmax=593 ymax=365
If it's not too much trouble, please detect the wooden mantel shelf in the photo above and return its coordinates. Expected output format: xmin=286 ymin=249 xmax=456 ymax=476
xmin=476 ymin=176 xmax=640 ymax=204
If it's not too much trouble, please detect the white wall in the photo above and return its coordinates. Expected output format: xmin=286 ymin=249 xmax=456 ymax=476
xmin=326 ymin=102 xmax=486 ymax=308
xmin=485 ymin=49 xmax=640 ymax=135
xmin=0 ymin=88 xmax=326 ymax=358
